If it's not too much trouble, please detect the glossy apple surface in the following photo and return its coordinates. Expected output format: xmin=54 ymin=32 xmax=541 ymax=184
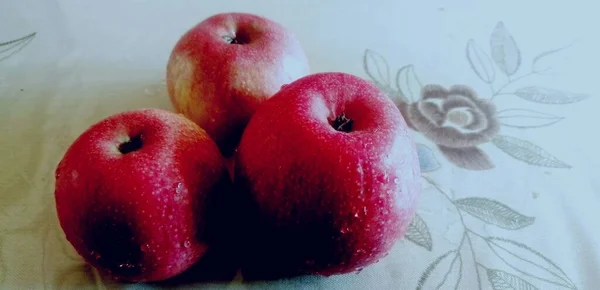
xmin=167 ymin=12 xmax=310 ymax=156
xmin=54 ymin=108 xmax=230 ymax=282
xmin=235 ymin=72 xmax=422 ymax=278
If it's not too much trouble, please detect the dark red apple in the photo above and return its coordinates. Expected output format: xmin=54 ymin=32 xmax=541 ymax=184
xmin=54 ymin=108 xmax=230 ymax=282
xmin=166 ymin=12 xmax=310 ymax=156
xmin=235 ymin=72 xmax=422 ymax=279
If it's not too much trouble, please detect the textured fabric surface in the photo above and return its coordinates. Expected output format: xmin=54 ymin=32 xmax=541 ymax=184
xmin=1 ymin=0 xmax=599 ymax=289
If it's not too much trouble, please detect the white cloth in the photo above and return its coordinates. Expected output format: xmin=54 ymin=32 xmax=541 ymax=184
xmin=1 ymin=0 xmax=598 ymax=289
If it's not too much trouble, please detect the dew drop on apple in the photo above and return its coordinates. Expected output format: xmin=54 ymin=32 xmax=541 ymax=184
xmin=118 ymin=263 xmax=135 ymax=269
xmin=89 ymin=251 xmax=101 ymax=260
xmin=183 ymin=240 xmax=191 ymax=248
xmin=176 ymin=183 xmax=185 ymax=194
xmin=393 ymin=178 xmax=400 ymax=184
xmin=141 ymin=243 xmax=151 ymax=252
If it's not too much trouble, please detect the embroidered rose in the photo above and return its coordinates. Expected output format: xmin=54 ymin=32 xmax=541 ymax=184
xmin=399 ymin=84 xmax=499 ymax=170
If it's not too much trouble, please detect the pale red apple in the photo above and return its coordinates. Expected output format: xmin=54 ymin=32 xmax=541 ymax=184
xmin=235 ymin=72 xmax=422 ymax=279
xmin=166 ymin=12 xmax=310 ymax=156
xmin=54 ymin=108 xmax=230 ymax=282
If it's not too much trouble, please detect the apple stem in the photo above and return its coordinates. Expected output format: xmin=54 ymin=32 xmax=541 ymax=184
xmin=331 ymin=113 xmax=354 ymax=132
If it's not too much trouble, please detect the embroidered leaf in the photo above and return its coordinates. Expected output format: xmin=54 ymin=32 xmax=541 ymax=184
xmin=492 ymin=135 xmax=571 ymax=168
xmin=487 ymin=268 xmax=539 ymax=290
xmin=381 ymin=85 xmax=409 ymax=107
xmin=532 ymin=44 xmax=573 ymax=73
xmin=417 ymin=251 xmax=463 ymax=290
xmin=416 ymin=143 xmax=440 ymax=172
xmin=438 ymin=145 xmax=494 ymax=171
xmin=514 ymin=87 xmax=589 ymax=104
xmin=0 ymin=32 xmax=36 ymax=62
xmin=497 ymin=109 xmax=564 ymax=129
xmin=454 ymin=197 xmax=534 ymax=230
xmin=490 ymin=22 xmax=521 ymax=76
xmin=487 ymin=237 xmax=577 ymax=289
xmin=466 ymin=39 xmax=496 ymax=84
xmin=363 ymin=49 xmax=390 ymax=87
xmin=395 ymin=65 xmax=423 ymax=102
xmin=405 ymin=213 xmax=433 ymax=251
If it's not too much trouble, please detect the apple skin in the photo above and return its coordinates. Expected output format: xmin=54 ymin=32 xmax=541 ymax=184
xmin=166 ymin=12 xmax=310 ymax=156
xmin=54 ymin=108 xmax=231 ymax=282
xmin=234 ymin=72 xmax=422 ymax=279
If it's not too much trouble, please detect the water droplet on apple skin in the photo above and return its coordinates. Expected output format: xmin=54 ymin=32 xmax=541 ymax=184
xmin=141 ymin=243 xmax=151 ymax=252
xmin=183 ymin=240 xmax=191 ymax=248
xmin=118 ymin=263 xmax=135 ymax=269
xmin=176 ymin=183 xmax=185 ymax=194
xmin=174 ymin=183 xmax=185 ymax=202
xmin=89 ymin=251 xmax=102 ymax=261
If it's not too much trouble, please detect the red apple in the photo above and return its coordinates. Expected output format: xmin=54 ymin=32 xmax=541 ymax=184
xmin=166 ymin=12 xmax=310 ymax=156
xmin=235 ymin=72 xmax=422 ymax=279
xmin=54 ymin=108 xmax=230 ymax=282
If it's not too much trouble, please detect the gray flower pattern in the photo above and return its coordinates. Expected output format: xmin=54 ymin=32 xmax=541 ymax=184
xmin=364 ymin=19 xmax=586 ymax=290
xmin=400 ymin=84 xmax=500 ymax=170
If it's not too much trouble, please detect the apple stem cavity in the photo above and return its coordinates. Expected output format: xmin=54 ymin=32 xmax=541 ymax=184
xmin=331 ymin=113 xmax=354 ymax=132
xmin=222 ymin=33 xmax=250 ymax=45
xmin=118 ymin=135 xmax=143 ymax=154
